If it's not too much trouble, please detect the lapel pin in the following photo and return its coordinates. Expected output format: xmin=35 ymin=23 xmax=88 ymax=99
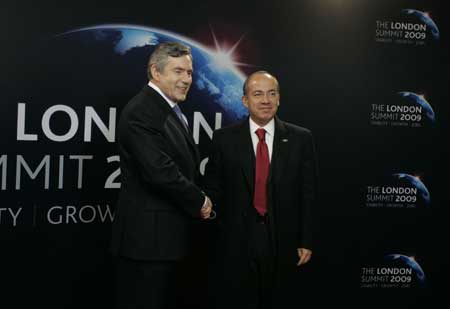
xmin=282 ymin=139 xmax=288 ymax=142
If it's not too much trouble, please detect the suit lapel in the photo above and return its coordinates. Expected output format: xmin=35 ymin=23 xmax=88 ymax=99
xmin=166 ymin=114 xmax=200 ymax=163
xmin=144 ymin=86 xmax=200 ymax=164
xmin=269 ymin=117 xmax=290 ymax=185
xmin=237 ymin=119 xmax=255 ymax=195
xmin=170 ymin=109 xmax=200 ymax=163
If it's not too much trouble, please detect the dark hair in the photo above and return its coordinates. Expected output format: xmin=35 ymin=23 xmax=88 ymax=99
xmin=147 ymin=42 xmax=192 ymax=79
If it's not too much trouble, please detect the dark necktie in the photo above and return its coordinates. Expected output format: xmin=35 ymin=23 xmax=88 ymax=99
xmin=173 ymin=104 xmax=189 ymax=131
xmin=254 ymin=128 xmax=269 ymax=216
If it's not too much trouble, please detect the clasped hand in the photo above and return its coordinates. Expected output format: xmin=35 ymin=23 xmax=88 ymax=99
xmin=200 ymin=196 xmax=214 ymax=219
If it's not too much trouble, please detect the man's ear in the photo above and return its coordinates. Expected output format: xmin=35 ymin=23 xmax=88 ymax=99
xmin=150 ymin=64 xmax=160 ymax=82
xmin=242 ymin=95 xmax=248 ymax=108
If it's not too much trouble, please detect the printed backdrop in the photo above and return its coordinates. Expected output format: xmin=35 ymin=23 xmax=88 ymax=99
xmin=1 ymin=0 xmax=448 ymax=308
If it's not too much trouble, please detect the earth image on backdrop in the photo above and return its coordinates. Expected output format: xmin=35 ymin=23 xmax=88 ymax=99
xmin=392 ymin=173 xmax=431 ymax=205
xmin=41 ymin=24 xmax=248 ymax=148
xmin=384 ymin=254 xmax=426 ymax=286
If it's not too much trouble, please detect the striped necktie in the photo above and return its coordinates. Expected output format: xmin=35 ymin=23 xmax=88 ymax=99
xmin=172 ymin=104 xmax=189 ymax=131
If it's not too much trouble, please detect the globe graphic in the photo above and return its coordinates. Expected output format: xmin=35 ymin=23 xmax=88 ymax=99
xmin=384 ymin=254 xmax=426 ymax=284
xmin=397 ymin=92 xmax=435 ymax=123
xmin=37 ymin=24 xmax=248 ymax=148
xmin=401 ymin=9 xmax=440 ymax=40
xmin=392 ymin=173 xmax=431 ymax=205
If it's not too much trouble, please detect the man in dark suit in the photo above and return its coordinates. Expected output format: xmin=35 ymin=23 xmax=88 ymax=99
xmin=204 ymin=71 xmax=318 ymax=309
xmin=111 ymin=42 xmax=212 ymax=309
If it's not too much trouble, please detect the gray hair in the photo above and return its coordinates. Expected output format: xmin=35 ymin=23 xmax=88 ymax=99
xmin=147 ymin=42 xmax=192 ymax=79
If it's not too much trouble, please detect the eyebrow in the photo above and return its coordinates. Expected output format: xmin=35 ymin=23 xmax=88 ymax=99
xmin=253 ymin=89 xmax=277 ymax=93
xmin=173 ymin=67 xmax=193 ymax=72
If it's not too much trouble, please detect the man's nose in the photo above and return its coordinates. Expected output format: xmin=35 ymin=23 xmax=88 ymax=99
xmin=181 ymin=72 xmax=192 ymax=84
xmin=261 ymin=93 xmax=271 ymax=102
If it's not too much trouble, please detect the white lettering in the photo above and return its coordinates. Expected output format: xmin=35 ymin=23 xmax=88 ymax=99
xmin=47 ymin=204 xmax=114 ymax=224
xmin=79 ymin=205 xmax=96 ymax=223
xmin=15 ymin=155 xmax=50 ymax=189
xmin=69 ymin=155 xmax=93 ymax=189
xmin=58 ymin=155 xmax=64 ymax=189
xmin=42 ymin=105 xmax=79 ymax=142
xmin=193 ymin=112 xmax=222 ymax=144
xmin=84 ymin=106 xmax=116 ymax=142
xmin=0 ymin=155 xmax=6 ymax=190
xmin=17 ymin=103 xmax=38 ymax=141
xmin=8 ymin=207 xmax=22 ymax=226
xmin=98 ymin=204 xmax=114 ymax=222
xmin=47 ymin=206 xmax=63 ymax=224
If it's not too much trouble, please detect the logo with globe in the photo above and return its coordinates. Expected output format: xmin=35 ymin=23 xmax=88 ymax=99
xmin=365 ymin=173 xmax=430 ymax=208
xmin=392 ymin=173 xmax=430 ymax=206
xmin=401 ymin=9 xmax=440 ymax=41
xmin=369 ymin=91 xmax=436 ymax=128
xmin=361 ymin=253 xmax=427 ymax=288
xmin=397 ymin=91 xmax=436 ymax=125
xmin=384 ymin=254 xmax=426 ymax=287
xmin=375 ymin=9 xmax=440 ymax=45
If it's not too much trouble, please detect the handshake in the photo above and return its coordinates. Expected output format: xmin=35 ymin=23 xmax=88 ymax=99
xmin=200 ymin=196 xmax=215 ymax=220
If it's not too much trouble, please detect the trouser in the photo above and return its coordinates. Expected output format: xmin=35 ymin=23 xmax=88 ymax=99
xmin=247 ymin=214 xmax=275 ymax=309
xmin=115 ymin=256 xmax=178 ymax=309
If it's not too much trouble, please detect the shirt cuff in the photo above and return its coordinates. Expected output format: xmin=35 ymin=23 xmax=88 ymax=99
xmin=202 ymin=196 xmax=208 ymax=209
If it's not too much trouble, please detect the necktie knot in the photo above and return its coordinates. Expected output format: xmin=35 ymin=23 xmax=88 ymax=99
xmin=255 ymin=128 xmax=266 ymax=142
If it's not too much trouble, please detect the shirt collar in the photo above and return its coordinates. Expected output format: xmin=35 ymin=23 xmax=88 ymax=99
xmin=249 ymin=117 xmax=275 ymax=137
xmin=148 ymin=80 xmax=177 ymax=109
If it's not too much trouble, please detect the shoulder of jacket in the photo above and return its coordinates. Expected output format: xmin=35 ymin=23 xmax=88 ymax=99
xmin=212 ymin=120 xmax=245 ymax=140
xmin=282 ymin=121 xmax=312 ymax=136
xmin=120 ymin=92 xmax=168 ymax=129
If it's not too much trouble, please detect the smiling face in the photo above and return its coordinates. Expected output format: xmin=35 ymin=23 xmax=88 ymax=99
xmin=242 ymin=72 xmax=280 ymax=126
xmin=151 ymin=55 xmax=193 ymax=102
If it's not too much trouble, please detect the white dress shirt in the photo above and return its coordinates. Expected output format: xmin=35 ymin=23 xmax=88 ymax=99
xmin=249 ymin=117 xmax=275 ymax=162
xmin=148 ymin=81 xmax=176 ymax=108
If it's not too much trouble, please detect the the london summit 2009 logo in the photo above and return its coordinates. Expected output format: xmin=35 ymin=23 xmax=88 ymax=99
xmin=375 ymin=9 xmax=440 ymax=46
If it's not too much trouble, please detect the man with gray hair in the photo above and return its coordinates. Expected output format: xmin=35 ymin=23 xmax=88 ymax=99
xmin=111 ymin=41 xmax=212 ymax=309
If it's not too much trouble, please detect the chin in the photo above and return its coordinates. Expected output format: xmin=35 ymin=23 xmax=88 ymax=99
xmin=175 ymin=96 xmax=187 ymax=102
xmin=261 ymin=114 xmax=274 ymax=121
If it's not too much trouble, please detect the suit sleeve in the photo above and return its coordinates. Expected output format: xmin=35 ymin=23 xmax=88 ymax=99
xmin=121 ymin=111 xmax=205 ymax=218
xmin=202 ymin=130 xmax=224 ymax=217
xmin=299 ymin=130 xmax=318 ymax=250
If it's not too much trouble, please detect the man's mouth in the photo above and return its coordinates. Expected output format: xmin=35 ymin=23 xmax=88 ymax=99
xmin=177 ymin=86 xmax=189 ymax=92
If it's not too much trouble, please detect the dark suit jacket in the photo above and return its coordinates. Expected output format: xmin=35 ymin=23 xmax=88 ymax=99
xmin=111 ymin=85 xmax=205 ymax=261
xmin=204 ymin=117 xmax=318 ymax=303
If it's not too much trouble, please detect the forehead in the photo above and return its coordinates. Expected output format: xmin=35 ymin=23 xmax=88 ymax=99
xmin=247 ymin=74 xmax=278 ymax=91
xmin=165 ymin=55 xmax=193 ymax=69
